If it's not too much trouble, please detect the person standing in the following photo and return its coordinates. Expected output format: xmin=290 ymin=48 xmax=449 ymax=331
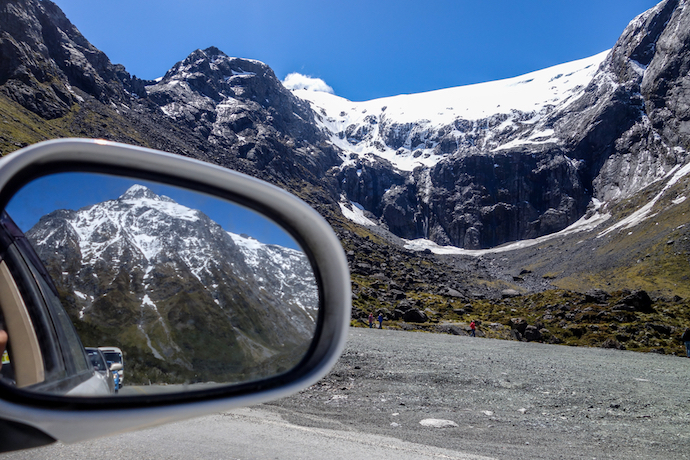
xmin=377 ymin=313 xmax=383 ymax=329
xmin=368 ymin=313 xmax=374 ymax=328
xmin=469 ymin=320 xmax=476 ymax=337
xmin=682 ymin=328 xmax=690 ymax=357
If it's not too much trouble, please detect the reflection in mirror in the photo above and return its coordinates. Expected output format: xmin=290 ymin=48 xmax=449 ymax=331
xmin=0 ymin=172 xmax=318 ymax=397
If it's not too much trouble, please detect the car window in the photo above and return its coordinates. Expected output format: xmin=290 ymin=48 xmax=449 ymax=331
xmin=86 ymin=350 xmax=107 ymax=372
xmin=27 ymin=260 xmax=91 ymax=376
xmin=101 ymin=352 xmax=121 ymax=365
xmin=0 ymin=213 xmax=92 ymax=392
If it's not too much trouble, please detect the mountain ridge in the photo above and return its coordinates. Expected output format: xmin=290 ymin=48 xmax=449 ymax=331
xmin=1 ymin=0 xmax=690 ymax=354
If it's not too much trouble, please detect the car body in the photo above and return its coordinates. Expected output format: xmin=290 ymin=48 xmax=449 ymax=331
xmin=85 ymin=348 xmax=116 ymax=394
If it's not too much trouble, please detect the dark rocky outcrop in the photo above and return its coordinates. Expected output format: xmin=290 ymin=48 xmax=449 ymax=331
xmin=0 ymin=0 xmax=132 ymax=118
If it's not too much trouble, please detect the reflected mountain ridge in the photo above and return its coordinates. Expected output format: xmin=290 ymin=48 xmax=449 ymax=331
xmin=25 ymin=185 xmax=318 ymax=385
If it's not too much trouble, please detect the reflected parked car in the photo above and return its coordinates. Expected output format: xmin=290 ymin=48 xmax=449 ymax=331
xmin=85 ymin=348 xmax=116 ymax=394
xmin=98 ymin=347 xmax=123 ymax=390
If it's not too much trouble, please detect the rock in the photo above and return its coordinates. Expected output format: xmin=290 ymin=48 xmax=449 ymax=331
xmin=502 ymin=289 xmax=521 ymax=298
xmin=510 ymin=318 xmax=528 ymax=334
xmin=523 ymin=325 xmax=542 ymax=342
xmin=646 ymin=323 xmax=674 ymax=336
xmin=445 ymin=288 xmax=464 ymax=298
xmin=435 ymin=325 xmax=467 ymax=336
xmin=419 ymin=419 xmax=458 ymax=428
xmin=396 ymin=300 xmax=414 ymax=312
xmin=403 ymin=309 xmax=428 ymax=323
xmin=601 ymin=338 xmax=625 ymax=350
xmin=389 ymin=289 xmax=407 ymax=300
xmin=584 ymin=289 xmax=611 ymax=304
xmin=620 ymin=290 xmax=654 ymax=313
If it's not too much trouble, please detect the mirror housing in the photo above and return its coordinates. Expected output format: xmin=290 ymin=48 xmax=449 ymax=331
xmin=109 ymin=363 xmax=123 ymax=372
xmin=0 ymin=139 xmax=350 ymax=447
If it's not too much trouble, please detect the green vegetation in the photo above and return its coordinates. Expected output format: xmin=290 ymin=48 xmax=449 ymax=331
xmin=0 ymin=94 xmax=149 ymax=157
xmin=353 ymin=288 xmax=690 ymax=356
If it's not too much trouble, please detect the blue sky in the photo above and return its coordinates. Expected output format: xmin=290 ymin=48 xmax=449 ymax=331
xmin=6 ymin=173 xmax=301 ymax=250
xmin=52 ymin=0 xmax=659 ymax=102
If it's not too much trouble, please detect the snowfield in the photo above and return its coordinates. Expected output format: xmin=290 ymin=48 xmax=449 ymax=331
xmin=293 ymin=51 xmax=608 ymax=172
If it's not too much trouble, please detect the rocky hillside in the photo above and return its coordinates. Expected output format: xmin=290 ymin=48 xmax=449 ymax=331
xmin=1 ymin=0 xmax=689 ymax=355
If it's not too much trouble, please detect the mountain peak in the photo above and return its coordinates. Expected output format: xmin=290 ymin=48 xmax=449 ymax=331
xmin=119 ymin=184 xmax=168 ymax=202
xmin=202 ymin=46 xmax=227 ymax=61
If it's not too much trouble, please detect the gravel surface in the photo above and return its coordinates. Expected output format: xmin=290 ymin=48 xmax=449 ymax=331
xmin=266 ymin=327 xmax=690 ymax=460
xmin=2 ymin=328 xmax=688 ymax=459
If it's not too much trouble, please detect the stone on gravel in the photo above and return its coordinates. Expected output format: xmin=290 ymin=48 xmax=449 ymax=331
xmin=419 ymin=419 xmax=458 ymax=428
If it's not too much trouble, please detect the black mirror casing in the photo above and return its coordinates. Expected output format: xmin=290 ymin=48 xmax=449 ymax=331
xmin=0 ymin=139 xmax=350 ymax=448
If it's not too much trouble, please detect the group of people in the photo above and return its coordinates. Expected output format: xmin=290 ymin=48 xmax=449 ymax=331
xmin=367 ymin=313 xmax=477 ymax=336
xmin=368 ymin=313 xmax=383 ymax=329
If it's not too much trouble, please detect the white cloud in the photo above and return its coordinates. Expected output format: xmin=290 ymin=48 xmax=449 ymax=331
xmin=282 ymin=73 xmax=334 ymax=94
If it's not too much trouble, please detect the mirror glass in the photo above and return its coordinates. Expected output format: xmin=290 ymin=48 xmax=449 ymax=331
xmin=0 ymin=172 xmax=319 ymax=397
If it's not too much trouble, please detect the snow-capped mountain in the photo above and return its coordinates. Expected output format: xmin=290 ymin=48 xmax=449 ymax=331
xmin=26 ymin=185 xmax=318 ymax=381
xmin=290 ymin=0 xmax=690 ymax=250
xmin=295 ymin=52 xmax=607 ymax=172
xmin=3 ymin=0 xmax=690 ymax=307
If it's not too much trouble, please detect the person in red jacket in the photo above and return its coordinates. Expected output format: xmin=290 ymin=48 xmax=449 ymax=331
xmin=470 ymin=320 xmax=476 ymax=337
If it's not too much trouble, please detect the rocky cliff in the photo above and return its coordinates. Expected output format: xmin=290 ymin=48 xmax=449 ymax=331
xmin=298 ymin=0 xmax=690 ymax=249
xmin=2 ymin=0 xmax=690 ymax=319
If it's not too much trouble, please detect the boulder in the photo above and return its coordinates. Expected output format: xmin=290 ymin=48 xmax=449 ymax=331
xmin=509 ymin=318 xmax=528 ymax=334
xmin=502 ymin=289 xmax=521 ymax=298
xmin=584 ymin=289 xmax=611 ymax=304
xmin=620 ymin=290 xmax=654 ymax=313
xmin=403 ymin=309 xmax=428 ymax=323
xmin=523 ymin=325 xmax=542 ymax=342
xmin=397 ymin=300 xmax=415 ymax=312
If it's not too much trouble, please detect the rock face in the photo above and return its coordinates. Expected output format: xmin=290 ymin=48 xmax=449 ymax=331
xmin=26 ymin=185 xmax=318 ymax=382
xmin=0 ymin=0 xmax=135 ymax=118
xmin=301 ymin=0 xmax=690 ymax=249
xmin=144 ymin=47 xmax=340 ymax=183
xmin=1 ymin=0 xmax=690 ymax=256
xmin=0 ymin=0 xmax=342 ymax=213
xmin=557 ymin=0 xmax=690 ymax=204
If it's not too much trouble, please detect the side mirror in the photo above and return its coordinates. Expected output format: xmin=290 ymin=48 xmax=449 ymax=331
xmin=0 ymin=139 xmax=350 ymax=450
xmin=109 ymin=363 xmax=123 ymax=372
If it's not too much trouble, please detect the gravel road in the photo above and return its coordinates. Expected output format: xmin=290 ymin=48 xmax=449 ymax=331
xmin=3 ymin=328 xmax=689 ymax=459
xmin=266 ymin=327 xmax=690 ymax=460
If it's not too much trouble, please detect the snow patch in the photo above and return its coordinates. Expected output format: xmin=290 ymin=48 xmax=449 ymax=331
xmin=294 ymin=52 xmax=607 ymax=172
xmin=405 ymin=201 xmax=610 ymax=256
xmin=598 ymin=162 xmax=690 ymax=238
xmin=339 ymin=200 xmax=377 ymax=226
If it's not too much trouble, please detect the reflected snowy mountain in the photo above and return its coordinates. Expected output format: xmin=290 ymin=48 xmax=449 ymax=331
xmin=26 ymin=184 xmax=318 ymax=384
